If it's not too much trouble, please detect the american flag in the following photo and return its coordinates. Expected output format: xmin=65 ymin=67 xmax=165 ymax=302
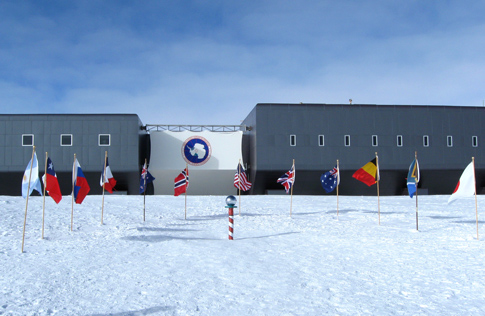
xmin=174 ymin=167 xmax=189 ymax=196
xmin=277 ymin=164 xmax=295 ymax=194
xmin=234 ymin=163 xmax=252 ymax=191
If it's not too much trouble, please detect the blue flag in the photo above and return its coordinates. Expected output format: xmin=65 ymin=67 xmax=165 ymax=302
xmin=140 ymin=162 xmax=155 ymax=194
xmin=321 ymin=165 xmax=339 ymax=193
xmin=407 ymin=158 xmax=420 ymax=198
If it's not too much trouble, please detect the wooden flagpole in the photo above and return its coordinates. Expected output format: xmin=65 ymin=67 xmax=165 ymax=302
xmin=21 ymin=146 xmax=36 ymax=253
xmin=336 ymin=159 xmax=340 ymax=220
xmin=101 ymin=151 xmax=107 ymax=225
xmin=290 ymin=159 xmax=295 ymax=217
xmin=42 ymin=151 xmax=48 ymax=239
xmin=71 ymin=154 xmax=76 ymax=231
xmin=238 ymin=159 xmax=241 ymax=216
xmin=376 ymin=152 xmax=380 ymax=225
xmin=415 ymin=151 xmax=419 ymax=231
xmin=143 ymin=158 xmax=147 ymax=222
xmin=184 ymin=163 xmax=188 ymax=220
xmin=473 ymin=157 xmax=479 ymax=240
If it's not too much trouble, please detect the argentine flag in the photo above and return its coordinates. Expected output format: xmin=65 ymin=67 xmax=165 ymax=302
xmin=22 ymin=152 xmax=43 ymax=198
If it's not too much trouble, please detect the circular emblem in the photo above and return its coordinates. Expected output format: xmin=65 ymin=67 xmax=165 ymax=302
xmin=182 ymin=136 xmax=212 ymax=166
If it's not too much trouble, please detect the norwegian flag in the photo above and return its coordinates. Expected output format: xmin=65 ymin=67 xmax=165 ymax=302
xmin=234 ymin=163 xmax=252 ymax=191
xmin=174 ymin=167 xmax=189 ymax=196
xmin=277 ymin=164 xmax=295 ymax=194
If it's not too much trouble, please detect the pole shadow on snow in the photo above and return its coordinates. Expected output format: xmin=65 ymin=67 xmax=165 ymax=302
xmin=427 ymin=215 xmax=462 ymax=220
xmin=237 ymin=232 xmax=300 ymax=240
xmin=325 ymin=209 xmax=359 ymax=215
xmin=452 ymin=220 xmax=485 ymax=224
xmin=136 ymin=227 xmax=199 ymax=232
xmin=88 ymin=305 xmax=175 ymax=316
xmin=121 ymin=235 xmax=220 ymax=242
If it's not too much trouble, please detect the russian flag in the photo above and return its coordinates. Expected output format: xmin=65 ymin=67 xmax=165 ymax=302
xmin=73 ymin=159 xmax=90 ymax=204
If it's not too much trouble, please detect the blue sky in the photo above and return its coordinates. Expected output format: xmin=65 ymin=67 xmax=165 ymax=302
xmin=1 ymin=1 xmax=484 ymax=125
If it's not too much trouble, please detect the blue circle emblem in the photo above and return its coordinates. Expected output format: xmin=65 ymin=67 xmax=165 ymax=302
xmin=182 ymin=136 xmax=212 ymax=166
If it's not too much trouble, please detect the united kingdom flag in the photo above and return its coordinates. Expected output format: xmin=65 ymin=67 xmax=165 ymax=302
xmin=277 ymin=164 xmax=295 ymax=194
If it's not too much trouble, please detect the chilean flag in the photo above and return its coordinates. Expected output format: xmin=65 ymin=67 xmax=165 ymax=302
xmin=43 ymin=157 xmax=62 ymax=204
xmin=100 ymin=157 xmax=116 ymax=194
xmin=73 ymin=159 xmax=90 ymax=204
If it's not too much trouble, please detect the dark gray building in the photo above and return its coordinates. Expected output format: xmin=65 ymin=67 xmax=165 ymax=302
xmin=0 ymin=114 xmax=147 ymax=196
xmin=242 ymin=103 xmax=485 ymax=195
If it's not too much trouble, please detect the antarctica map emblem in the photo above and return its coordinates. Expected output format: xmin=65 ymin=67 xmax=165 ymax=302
xmin=182 ymin=136 xmax=212 ymax=166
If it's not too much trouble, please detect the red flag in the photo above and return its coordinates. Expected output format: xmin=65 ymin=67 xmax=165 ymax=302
xmin=73 ymin=159 xmax=90 ymax=204
xmin=174 ymin=168 xmax=189 ymax=196
xmin=43 ymin=157 xmax=62 ymax=204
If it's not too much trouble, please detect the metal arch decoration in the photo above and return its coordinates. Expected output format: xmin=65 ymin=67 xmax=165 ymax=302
xmin=182 ymin=136 xmax=212 ymax=166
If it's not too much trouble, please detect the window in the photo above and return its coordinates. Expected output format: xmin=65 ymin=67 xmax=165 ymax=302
xmin=344 ymin=135 xmax=350 ymax=147
xmin=60 ymin=134 xmax=72 ymax=146
xmin=397 ymin=135 xmax=403 ymax=147
xmin=318 ymin=135 xmax=324 ymax=146
xmin=447 ymin=136 xmax=453 ymax=147
xmin=99 ymin=134 xmax=111 ymax=146
xmin=22 ymin=134 xmax=34 ymax=146
xmin=423 ymin=135 xmax=429 ymax=147
xmin=472 ymin=136 xmax=478 ymax=147
xmin=372 ymin=135 xmax=378 ymax=147
xmin=290 ymin=135 xmax=296 ymax=146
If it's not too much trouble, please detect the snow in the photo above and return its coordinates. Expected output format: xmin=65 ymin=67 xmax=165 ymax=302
xmin=1 ymin=194 xmax=485 ymax=315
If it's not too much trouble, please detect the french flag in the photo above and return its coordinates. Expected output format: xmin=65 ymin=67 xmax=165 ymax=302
xmin=100 ymin=157 xmax=116 ymax=194
xmin=73 ymin=159 xmax=90 ymax=204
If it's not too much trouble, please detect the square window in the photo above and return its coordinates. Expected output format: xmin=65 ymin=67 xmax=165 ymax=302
xmin=22 ymin=134 xmax=34 ymax=146
xmin=99 ymin=134 xmax=111 ymax=146
xmin=61 ymin=134 xmax=72 ymax=146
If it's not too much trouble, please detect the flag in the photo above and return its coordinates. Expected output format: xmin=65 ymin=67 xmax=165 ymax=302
xmin=353 ymin=157 xmax=379 ymax=186
xmin=321 ymin=165 xmax=339 ymax=193
xmin=22 ymin=152 xmax=42 ymax=198
xmin=100 ymin=157 xmax=117 ymax=194
xmin=448 ymin=162 xmax=475 ymax=204
xmin=406 ymin=158 xmax=420 ymax=198
xmin=234 ymin=163 xmax=252 ymax=191
xmin=73 ymin=159 xmax=90 ymax=204
xmin=174 ymin=168 xmax=189 ymax=196
xmin=42 ymin=157 xmax=62 ymax=204
xmin=139 ymin=162 xmax=155 ymax=194
xmin=277 ymin=164 xmax=295 ymax=194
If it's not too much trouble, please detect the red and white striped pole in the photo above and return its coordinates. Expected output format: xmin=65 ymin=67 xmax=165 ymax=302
xmin=225 ymin=195 xmax=237 ymax=240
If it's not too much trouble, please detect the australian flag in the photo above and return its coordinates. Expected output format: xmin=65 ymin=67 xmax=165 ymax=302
xmin=320 ymin=165 xmax=339 ymax=193
xmin=139 ymin=162 xmax=155 ymax=194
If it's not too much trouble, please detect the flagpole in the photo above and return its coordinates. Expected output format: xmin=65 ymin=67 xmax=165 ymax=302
xmin=336 ymin=159 xmax=340 ymax=220
xmin=71 ymin=154 xmax=76 ymax=232
xmin=376 ymin=152 xmax=380 ymax=225
xmin=184 ymin=163 xmax=188 ymax=220
xmin=290 ymin=159 xmax=295 ymax=217
xmin=21 ymin=146 xmax=36 ymax=253
xmin=415 ymin=151 xmax=419 ymax=231
xmin=473 ymin=157 xmax=479 ymax=240
xmin=42 ymin=151 xmax=48 ymax=239
xmin=101 ymin=151 xmax=107 ymax=225
xmin=143 ymin=158 xmax=147 ymax=222
xmin=238 ymin=159 xmax=241 ymax=216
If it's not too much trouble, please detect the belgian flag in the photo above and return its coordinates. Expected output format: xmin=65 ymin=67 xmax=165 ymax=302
xmin=353 ymin=157 xmax=379 ymax=186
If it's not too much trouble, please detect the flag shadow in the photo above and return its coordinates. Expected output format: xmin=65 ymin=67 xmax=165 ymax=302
xmin=452 ymin=220 xmax=485 ymax=224
xmin=88 ymin=305 xmax=175 ymax=316
xmin=427 ymin=216 xmax=462 ymax=220
xmin=325 ymin=209 xmax=359 ymax=215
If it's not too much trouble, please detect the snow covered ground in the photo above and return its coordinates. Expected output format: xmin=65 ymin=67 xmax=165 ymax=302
xmin=1 ymin=194 xmax=485 ymax=315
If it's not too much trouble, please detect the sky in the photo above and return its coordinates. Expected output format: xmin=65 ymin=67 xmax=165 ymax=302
xmin=1 ymin=1 xmax=485 ymax=125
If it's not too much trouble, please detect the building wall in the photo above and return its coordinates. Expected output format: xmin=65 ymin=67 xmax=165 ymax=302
xmin=242 ymin=104 xmax=485 ymax=195
xmin=0 ymin=114 xmax=145 ymax=196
